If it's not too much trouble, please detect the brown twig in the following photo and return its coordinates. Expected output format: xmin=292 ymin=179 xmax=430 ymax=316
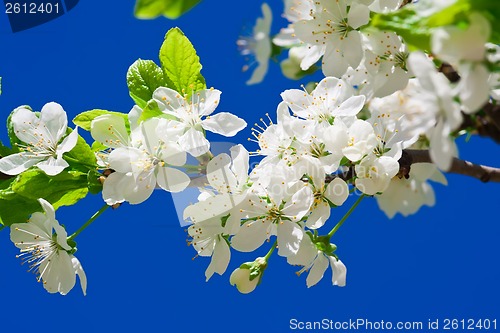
xmin=402 ymin=149 xmax=500 ymax=182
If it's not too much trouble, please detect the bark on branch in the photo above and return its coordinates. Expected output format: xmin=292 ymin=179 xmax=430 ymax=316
xmin=402 ymin=149 xmax=500 ymax=183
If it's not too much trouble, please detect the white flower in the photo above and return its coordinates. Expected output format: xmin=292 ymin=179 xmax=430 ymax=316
xmin=91 ymin=114 xmax=130 ymax=149
xmin=281 ymin=77 xmax=365 ymax=123
xmin=229 ymin=257 xmax=267 ymax=294
xmin=376 ymin=163 xmax=447 ymax=218
xmin=184 ymin=145 xmax=251 ymax=234
xmin=294 ymin=0 xmax=370 ymax=77
xmin=10 ymin=198 xmax=87 ymax=295
xmin=237 ymin=3 xmax=273 ymax=85
xmin=205 ymin=144 xmax=250 ymax=195
xmin=408 ymin=52 xmax=462 ymax=171
xmin=343 ymin=31 xmax=410 ymax=99
xmin=154 ymin=87 xmax=247 ymax=157
xmin=188 ymin=216 xmax=232 ymax=281
xmin=288 ymin=236 xmax=346 ymax=288
xmin=325 ymin=119 xmax=378 ymax=163
xmin=250 ymin=102 xmax=298 ymax=166
xmin=0 ymin=103 xmax=79 ymax=176
xmin=273 ymin=0 xmax=314 ymax=47
xmin=102 ymin=117 xmax=190 ymax=205
xmin=231 ymin=171 xmax=314 ymax=257
xmin=355 ymin=153 xmax=399 ymax=195
xmin=368 ymin=79 xmax=437 ymax=140
xmin=302 ymin=160 xmax=349 ymax=229
xmin=432 ymin=12 xmax=491 ymax=113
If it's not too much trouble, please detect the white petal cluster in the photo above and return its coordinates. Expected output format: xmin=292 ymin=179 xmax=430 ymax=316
xmin=0 ymin=103 xmax=78 ymax=176
xmin=273 ymin=0 xmax=411 ymax=100
xmin=10 ymin=199 xmax=87 ymax=295
xmin=431 ymin=13 xmax=492 ymax=113
xmin=184 ymin=77 xmax=412 ymax=291
xmin=91 ymin=86 xmax=246 ymax=206
xmin=237 ymin=3 xmax=273 ymax=85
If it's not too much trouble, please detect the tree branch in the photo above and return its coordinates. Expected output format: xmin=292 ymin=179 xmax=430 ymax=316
xmin=402 ymin=149 xmax=500 ymax=183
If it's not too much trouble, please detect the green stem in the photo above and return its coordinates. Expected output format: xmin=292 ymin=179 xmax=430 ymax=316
xmin=264 ymin=240 xmax=277 ymax=261
xmin=68 ymin=204 xmax=109 ymax=240
xmin=327 ymin=194 xmax=365 ymax=238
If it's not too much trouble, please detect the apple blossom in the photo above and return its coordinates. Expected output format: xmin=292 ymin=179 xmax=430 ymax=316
xmin=288 ymin=236 xmax=346 ymax=287
xmin=432 ymin=12 xmax=491 ymax=113
xmin=153 ymin=87 xmax=247 ymax=157
xmin=10 ymin=198 xmax=87 ymax=295
xmin=0 ymin=103 xmax=79 ymax=176
xmin=294 ymin=0 xmax=370 ymax=77
xmin=237 ymin=3 xmax=272 ymax=85
xmin=101 ymin=117 xmax=190 ymax=205
xmin=376 ymin=163 xmax=447 ymax=218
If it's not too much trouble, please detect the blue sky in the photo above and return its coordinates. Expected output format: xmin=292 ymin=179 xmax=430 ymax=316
xmin=0 ymin=1 xmax=499 ymax=332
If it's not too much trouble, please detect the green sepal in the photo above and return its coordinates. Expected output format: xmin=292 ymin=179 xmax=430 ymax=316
xmin=313 ymin=235 xmax=338 ymax=256
xmin=127 ymin=59 xmax=167 ymax=108
xmin=159 ymin=27 xmax=207 ymax=97
xmin=67 ymin=238 xmax=78 ymax=255
xmin=73 ymin=109 xmax=130 ymax=132
xmin=134 ymin=0 xmax=201 ymax=20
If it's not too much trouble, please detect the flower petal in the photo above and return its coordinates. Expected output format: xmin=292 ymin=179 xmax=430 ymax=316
xmin=325 ymin=178 xmax=349 ymax=206
xmin=39 ymin=102 xmax=68 ymax=142
xmin=56 ymin=127 xmax=79 ymax=156
xmin=201 ymin=112 xmax=247 ymax=137
xmin=329 ymin=257 xmax=347 ymax=286
xmin=36 ymin=156 xmax=69 ymax=176
xmin=71 ymin=255 xmax=87 ymax=296
xmin=178 ymin=128 xmax=210 ymax=157
xmin=91 ymin=114 xmax=129 ymax=148
xmin=41 ymin=250 xmax=76 ymax=295
xmin=0 ymin=152 xmax=42 ymax=175
xmin=156 ymin=166 xmax=190 ymax=193
xmin=277 ymin=220 xmax=304 ymax=257
xmin=231 ymin=219 xmax=271 ymax=252
xmin=306 ymin=254 xmax=329 ymax=287
xmin=205 ymin=238 xmax=231 ymax=281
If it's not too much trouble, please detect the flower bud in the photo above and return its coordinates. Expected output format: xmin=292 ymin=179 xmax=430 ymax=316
xmin=229 ymin=257 xmax=267 ymax=294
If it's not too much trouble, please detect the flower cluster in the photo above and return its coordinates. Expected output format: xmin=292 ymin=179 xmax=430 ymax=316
xmin=91 ymin=87 xmax=246 ymax=205
xmin=183 ymin=76 xmax=421 ymax=292
xmin=3 ymin=0 xmax=500 ymax=296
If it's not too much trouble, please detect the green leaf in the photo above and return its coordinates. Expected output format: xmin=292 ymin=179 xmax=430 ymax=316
xmin=138 ymin=100 xmax=163 ymax=123
xmin=369 ymin=8 xmax=432 ymax=51
xmin=159 ymin=27 xmax=206 ymax=96
xmin=127 ymin=59 xmax=167 ymax=108
xmin=134 ymin=0 xmax=201 ymax=20
xmin=0 ymin=195 xmax=42 ymax=227
xmin=64 ymin=132 xmax=98 ymax=171
xmin=11 ymin=169 xmax=89 ymax=210
xmin=425 ymin=0 xmax=500 ymax=45
xmin=73 ymin=109 xmax=130 ymax=132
